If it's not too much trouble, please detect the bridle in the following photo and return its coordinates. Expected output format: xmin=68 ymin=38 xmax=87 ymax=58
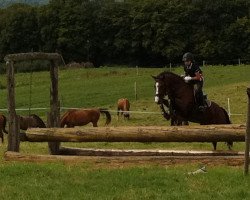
xmin=154 ymin=82 xmax=160 ymax=103
xmin=154 ymin=79 xmax=171 ymax=120
xmin=154 ymin=80 xmax=167 ymax=104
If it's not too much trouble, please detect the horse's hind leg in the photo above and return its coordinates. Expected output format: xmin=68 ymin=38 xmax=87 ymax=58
xmin=92 ymin=122 xmax=98 ymax=127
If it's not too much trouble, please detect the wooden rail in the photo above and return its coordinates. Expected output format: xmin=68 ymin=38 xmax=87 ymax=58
xmin=22 ymin=124 xmax=245 ymax=143
xmin=4 ymin=151 xmax=244 ymax=166
xmin=4 ymin=52 xmax=61 ymax=62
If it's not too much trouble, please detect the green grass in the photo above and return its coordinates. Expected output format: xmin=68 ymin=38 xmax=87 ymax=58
xmin=0 ymin=163 xmax=249 ymax=200
xmin=0 ymin=65 xmax=249 ymax=199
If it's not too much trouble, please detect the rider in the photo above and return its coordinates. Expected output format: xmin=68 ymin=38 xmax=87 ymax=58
xmin=182 ymin=52 xmax=206 ymax=111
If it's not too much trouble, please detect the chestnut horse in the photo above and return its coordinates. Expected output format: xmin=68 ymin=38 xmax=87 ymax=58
xmin=117 ymin=98 xmax=130 ymax=119
xmin=0 ymin=114 xmax=8 ymax=143
xmin=60 ymin=108 xmax=111 ymax=127
xmin=19 ymin=114 xmax=46 ymax=130
xmin=153 ymin=71 xmax=232 ymax=150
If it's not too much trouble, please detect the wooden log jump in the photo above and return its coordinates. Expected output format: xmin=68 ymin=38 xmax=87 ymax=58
xmin=22 ymin=124 xmax=245 ymax=143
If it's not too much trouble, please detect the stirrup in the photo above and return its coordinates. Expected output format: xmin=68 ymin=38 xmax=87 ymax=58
xmin=198 ymin=105 xmax=206 ymax=111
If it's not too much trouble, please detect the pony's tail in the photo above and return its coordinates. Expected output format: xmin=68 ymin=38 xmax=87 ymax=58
xmin=99 ymin=108 xmax=111 ymax=125
xmin=2 ymin=115 xmax=8 ymax=134
xmin=222 ymin=107 xmax=231 ymax=124
xmin=60 ymin=111 xmax=70 ymax=127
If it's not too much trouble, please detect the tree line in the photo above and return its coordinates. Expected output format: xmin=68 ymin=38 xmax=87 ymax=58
xmin=0 ymin=0 xmax=249 ymax=67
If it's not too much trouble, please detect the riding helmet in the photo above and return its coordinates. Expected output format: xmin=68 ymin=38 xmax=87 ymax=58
xmin=182 ymin=52 xmax=194 ymax=62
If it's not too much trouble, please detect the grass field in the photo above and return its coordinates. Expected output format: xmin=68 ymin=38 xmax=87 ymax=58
xmin=0 ymin=65 xmax=249 ymax=199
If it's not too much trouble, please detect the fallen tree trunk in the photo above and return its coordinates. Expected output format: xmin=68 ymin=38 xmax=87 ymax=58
xmin=22 ymin=125 xmax=245 ymax=143
xmin=4 ymin=151 xmax=244 ymax=166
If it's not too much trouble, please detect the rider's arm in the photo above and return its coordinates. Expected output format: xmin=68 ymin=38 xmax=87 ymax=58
xmin=191 ymin=72 xmax=203 ymax=81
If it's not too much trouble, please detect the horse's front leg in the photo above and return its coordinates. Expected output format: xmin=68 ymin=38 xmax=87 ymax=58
xmin=117 ymin=108 xmax=121 ymax=121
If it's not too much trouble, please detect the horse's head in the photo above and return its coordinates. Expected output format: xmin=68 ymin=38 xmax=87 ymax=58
xmin=152 ymin=74 xmax=168 ymax=104
xmin=152 ymin=72 xmax=185 ymax=104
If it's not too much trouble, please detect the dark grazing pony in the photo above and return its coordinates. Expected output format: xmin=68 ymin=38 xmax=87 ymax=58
xmin=60 ymin=108 xmax=111 ymax=127
xmin=152 ymin=71 xmax=232 ymax=150
xmin=0 ymin=114 xmax=8 ymax=143
xmin=19 ymin=114 xmax=46 ymax=130
xmin=117 ymin=98 xmax=130 ymax=119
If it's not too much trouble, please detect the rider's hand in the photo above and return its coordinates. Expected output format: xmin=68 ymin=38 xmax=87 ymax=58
xmin=184 ymin=76 xmax=192 ymax=82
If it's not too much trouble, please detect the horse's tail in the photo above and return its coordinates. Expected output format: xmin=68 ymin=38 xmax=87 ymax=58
xmin=99 ymin=108 xmax=111 ymax=125
xmin=2 ymin=115 xmax=8 ymax=134
xmin=221 ymin=107 xmax=231 ymax=124
xmin=60 ymin=111 xmax=70 ymax=127
xmin=30 ymin=114 xmax=46 ymax=128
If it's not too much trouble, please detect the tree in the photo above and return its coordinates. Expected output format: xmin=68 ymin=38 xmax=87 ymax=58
xmin=0 ymin=4 xmax=40 ymax=56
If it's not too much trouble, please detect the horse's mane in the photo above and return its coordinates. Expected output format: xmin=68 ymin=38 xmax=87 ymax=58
xmin=30 ymin=114 xmax=46 ymax=128
xmin=156 ymin=71 xmax=185 ymax=83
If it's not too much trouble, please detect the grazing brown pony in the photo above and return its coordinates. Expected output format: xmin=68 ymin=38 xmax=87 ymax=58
xmin=0 ymin=114 xmax=8 ymax=143
xmin=153 ymin=71 xmax=232 ymax=150
xmin=19 ymin=114 xmax=46 ymax=130
xmin=60 ymin=108 xmax=111 ymax=127
xmin=117 ymin=98 xmax=130 ymax=119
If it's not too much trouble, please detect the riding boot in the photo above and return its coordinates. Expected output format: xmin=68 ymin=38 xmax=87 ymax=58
xmin=196 ymin=91 xmax=206 ymax=111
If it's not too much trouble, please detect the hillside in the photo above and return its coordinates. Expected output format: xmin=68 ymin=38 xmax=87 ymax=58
xmin=0 ymin=65 xmax=249 ymax=126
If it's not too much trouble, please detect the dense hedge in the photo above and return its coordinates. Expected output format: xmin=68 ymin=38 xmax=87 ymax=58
xmin=0 ymin=0 xmax=249 ymax=67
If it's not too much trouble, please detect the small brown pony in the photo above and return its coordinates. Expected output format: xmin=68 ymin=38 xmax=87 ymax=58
xmin=0 ymin=114 xmax=8 ymax=143
xmin=117 ymin=98 xmax=130 ymax=119
xmin=19 ymin=114 xmax=46 ymax=130
xmin=60 ymin=108 xmax=111 ymax=127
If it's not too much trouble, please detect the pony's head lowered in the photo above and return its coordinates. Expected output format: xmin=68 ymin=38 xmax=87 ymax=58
xmin=152 ymin=71 xmax=184 ymax=104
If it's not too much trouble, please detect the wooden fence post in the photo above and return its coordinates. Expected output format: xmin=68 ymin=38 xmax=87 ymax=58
xmin=4 ymin=52 xmax=62 ymax=153
xmin=48 ymin=59 xmax=61 ymax=155
xmin=244 ymin=87 xmax=250 ymax=175
xmin=6 ymin=60 xmax=20 ymax=152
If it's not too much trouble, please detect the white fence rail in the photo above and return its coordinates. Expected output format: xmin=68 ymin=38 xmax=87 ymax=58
xmin=0 ymin=98 xmax=244 ymax=117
